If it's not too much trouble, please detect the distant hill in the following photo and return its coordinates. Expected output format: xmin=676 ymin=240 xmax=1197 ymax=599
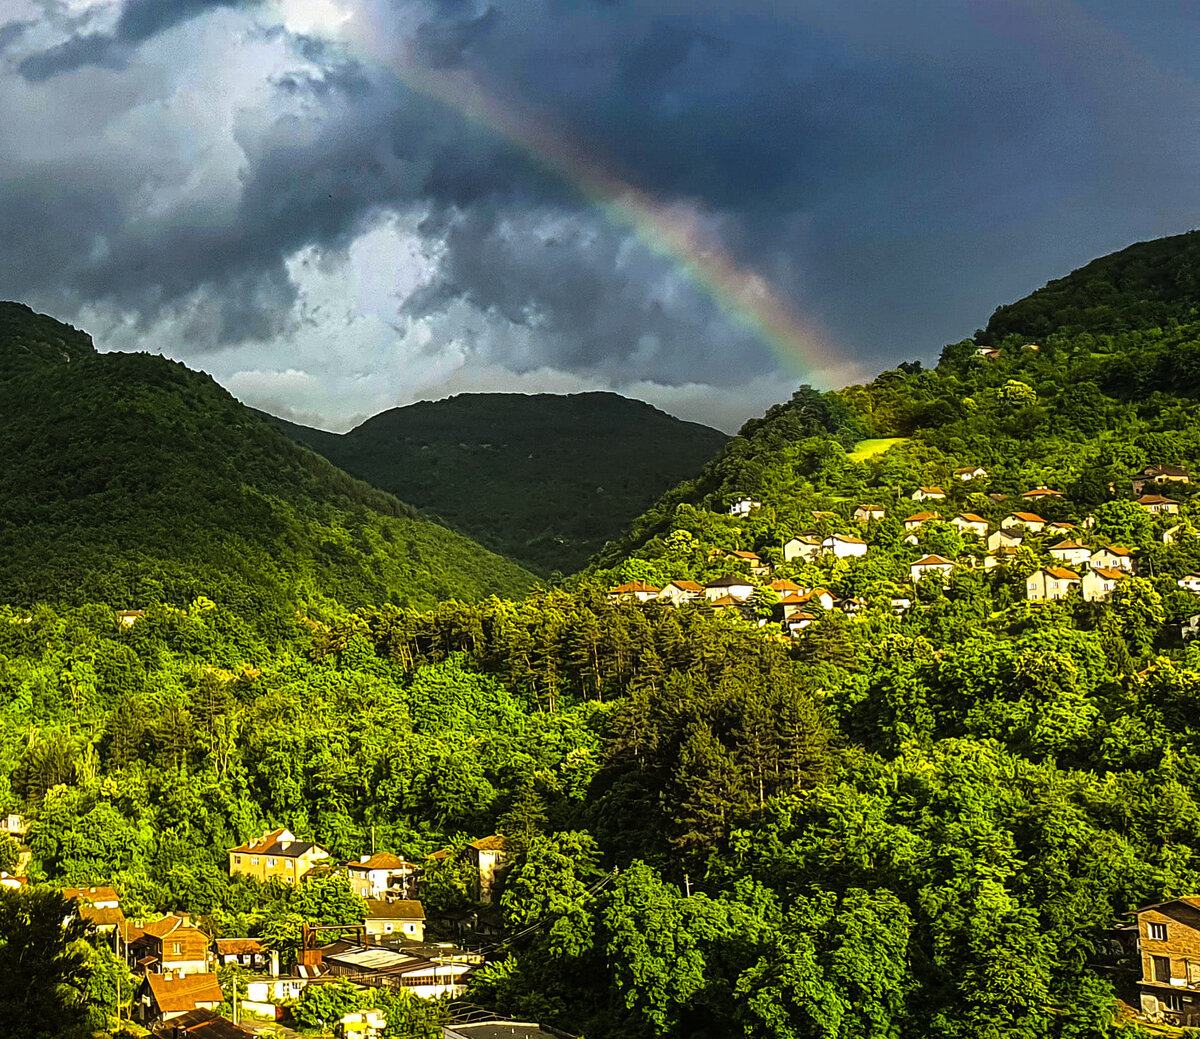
xmin=267 ymin=393 xmax=728 ymax=574
xmin=0 ymin=303 xmax=535 ymax=624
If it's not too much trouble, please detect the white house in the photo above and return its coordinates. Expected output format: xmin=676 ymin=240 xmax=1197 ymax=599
xmin=347 ymin=854 xmax=421 ymax=902
xmin=910 ymin=554 xmax=955 ymax=583
xmin=1137 ymin=494 xmax=1181 ymax=516
xmin=704 ymin=575 xmax=755 ymax=602
xmin=951 ymin=513 xmax=989 ymax=538
xmin=955 ymin=466 xmax=988 ymax=481
xmin=1047 ymin=521 xmax=1077 ymax=535
xmin=1004 ymin=512 xmax=1047 ymax=533
xmin=1163 ymin=524 xmax=1182 ymax=545
xmin=785 ymin=613 xmax=816 ymax=634
xmin=1184 ymin=615 xmax=1200 ymax=641
xmin=1178 ymin=573 xmax=1200 ymax=594
xmin=1083 ymin=567 xmax=1126 ymax=602
xmin=659 ymin=580 xmax=705 ymax=604
xmin=1022 ymin=487 xmax=1063 ymax=500
xmin=728 ymin=497 xmax=762 ymax=517
xmin=783 ymin=536 xmax=822 ymax=563
xmin=822 ymin=534 xmax=868 ymax=559
xmin=1026 ymin=567 xmax=1081 ymax=601
xmin=794 ymin=588 xmax=835 ymax=611
xmin=607 ymin=581 xmax=661 ymax=603
xmin=987 ymin=528 xmax=1024 ymax=552
xmin=1048 ymin=540 xmax=1092 ymax=568
xmin=853 ymin=504 xmax=886 ymax=523
xmin=911 ymin=486 xmax=947 ymax=501
xmin=1092 ymin=545 xmax=1134 ymax=572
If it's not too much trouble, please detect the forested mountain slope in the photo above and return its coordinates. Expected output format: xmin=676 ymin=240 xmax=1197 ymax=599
xmin=0 ymin=303 xmax=535 ymax=624
xmin=595 ymin=228 xmax=1200 ymax=574
xmin=267 ymin=392 xmax=727 ymax=575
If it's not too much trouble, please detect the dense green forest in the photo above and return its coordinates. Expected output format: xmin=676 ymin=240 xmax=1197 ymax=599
xmin=13 ymin=232 xmax=1200 ymax=1038
xmin=0 ymin=303 xmax=535 ymax=627
xmin=267 ymin=393 xmax=727 ymax=575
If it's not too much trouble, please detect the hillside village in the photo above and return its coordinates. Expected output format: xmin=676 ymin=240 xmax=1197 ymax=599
xmin=3 ymin=824 xmax=567 ymax=1037
xmin=606 ymin=462 xmax=1200 ymax=643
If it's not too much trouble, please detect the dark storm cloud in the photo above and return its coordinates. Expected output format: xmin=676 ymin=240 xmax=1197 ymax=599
xmin=3 ymin=0 xmax=1200 ymax=417
xmin=18 ymin=0 xmax=257 ymax=80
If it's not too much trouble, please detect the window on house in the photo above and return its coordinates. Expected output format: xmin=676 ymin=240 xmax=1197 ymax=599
xmin=267 ymin=858 xmax=275 ymax=867
xmin=251 ymin=857 xmax=258 ymax=865
xmin=172 ymin=942 xmax=181 ymax=956
xmin=1163 ymin=992 xmax=1184 ymax=1012
xmin=234 ymin=855 xmax=241 ymax=864
xmin=1154 ymin=955 xmax=1171 ymax=982
xmin=1149 ymin=922 xmax=1168 ymax=941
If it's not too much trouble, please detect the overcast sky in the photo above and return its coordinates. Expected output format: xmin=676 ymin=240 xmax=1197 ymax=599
xmin=2 ymin=0 xmax=1198 ymax=432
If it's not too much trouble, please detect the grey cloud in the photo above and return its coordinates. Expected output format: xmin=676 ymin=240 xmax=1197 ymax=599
xmin=4 ymin=0 xmax=1200 ymax=431
xmin=18 ymin=0 xmax=256 ymax=80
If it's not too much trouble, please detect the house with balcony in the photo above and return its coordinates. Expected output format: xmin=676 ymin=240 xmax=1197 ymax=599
xmin=129 ymin=915 xmax=210 ymax=977
xmin=1048 ymin=540 xmax=1092 ymax=568
xmin=1083 ymin=567 xmax=1127 ymax=602
xmin=1005 ymin=512 xmax=1047 ymax=533
xmin=606 ymin=581 xmax=661 ymax=603
xmin=1133 ymin=464 xmax=1191 ymax=494
xmin=910 ymin=555 xmax=955 ymax=583
xmin=955 ymin=466 xmax=988 ymax=481
xmin=1133 ymin=897 xmax=1200 ymax=1026
xmin=364 ymin=899 xmax=426 ymax=942
xmin=911 ymin=486 xmax=946 ymax=502
xmin=658 ymin=580 xmax=704 ymax=605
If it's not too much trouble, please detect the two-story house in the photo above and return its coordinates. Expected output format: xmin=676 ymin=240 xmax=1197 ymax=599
xmin=129 ymin=915 xmax=210 ymax=977
xmin=228 ymin=829 xmax=330 ymax=885
xmin=1026 ymin=567 xmax=1081 ymax=601
xmin=363 ymin=898 xmax=426 ymax=941
xmin=782 ymin=536 xmax=822 ymax=563
xmin=1134 ymin=897 xmax=1200 ymax=1026
xmin=347 ymin=853 xmax=421 ymax=901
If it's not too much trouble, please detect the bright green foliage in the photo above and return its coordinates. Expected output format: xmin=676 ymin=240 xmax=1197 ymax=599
xmin=0 ymin=888 xmax=94 ymax=1038
xmin=294 ymin=978 xmax=370 ymax=1028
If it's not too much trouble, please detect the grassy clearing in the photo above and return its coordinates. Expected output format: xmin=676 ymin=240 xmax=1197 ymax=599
xmin=848 ymin=437 xmax=908 ymax=462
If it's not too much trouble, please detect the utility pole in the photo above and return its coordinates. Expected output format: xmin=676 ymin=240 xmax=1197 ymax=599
xmin=684 ymin=874 xmax=692 ymax=897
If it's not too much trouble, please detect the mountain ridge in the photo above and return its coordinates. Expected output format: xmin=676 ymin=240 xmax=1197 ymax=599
xmin=265 ymin=391 xmax=728 ymax=575
xmin=0 ymin=302 xmax=536 ymax=628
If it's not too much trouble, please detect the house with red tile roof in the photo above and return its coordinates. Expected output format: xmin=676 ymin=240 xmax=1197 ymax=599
xmin=1026 ymin=567 xmax=1081 ymax=601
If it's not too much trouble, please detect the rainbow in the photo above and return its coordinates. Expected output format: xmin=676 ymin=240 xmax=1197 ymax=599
xmin=318 ymin=9 xmax=842 ymax=382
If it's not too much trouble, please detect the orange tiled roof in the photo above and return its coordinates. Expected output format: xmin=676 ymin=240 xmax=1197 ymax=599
xmin=145 ymin=973 xmax=224 ymax=1015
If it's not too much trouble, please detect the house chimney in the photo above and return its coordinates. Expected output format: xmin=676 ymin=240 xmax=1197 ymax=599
xmin=360 ymin=855 xmax=370 ymax=863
